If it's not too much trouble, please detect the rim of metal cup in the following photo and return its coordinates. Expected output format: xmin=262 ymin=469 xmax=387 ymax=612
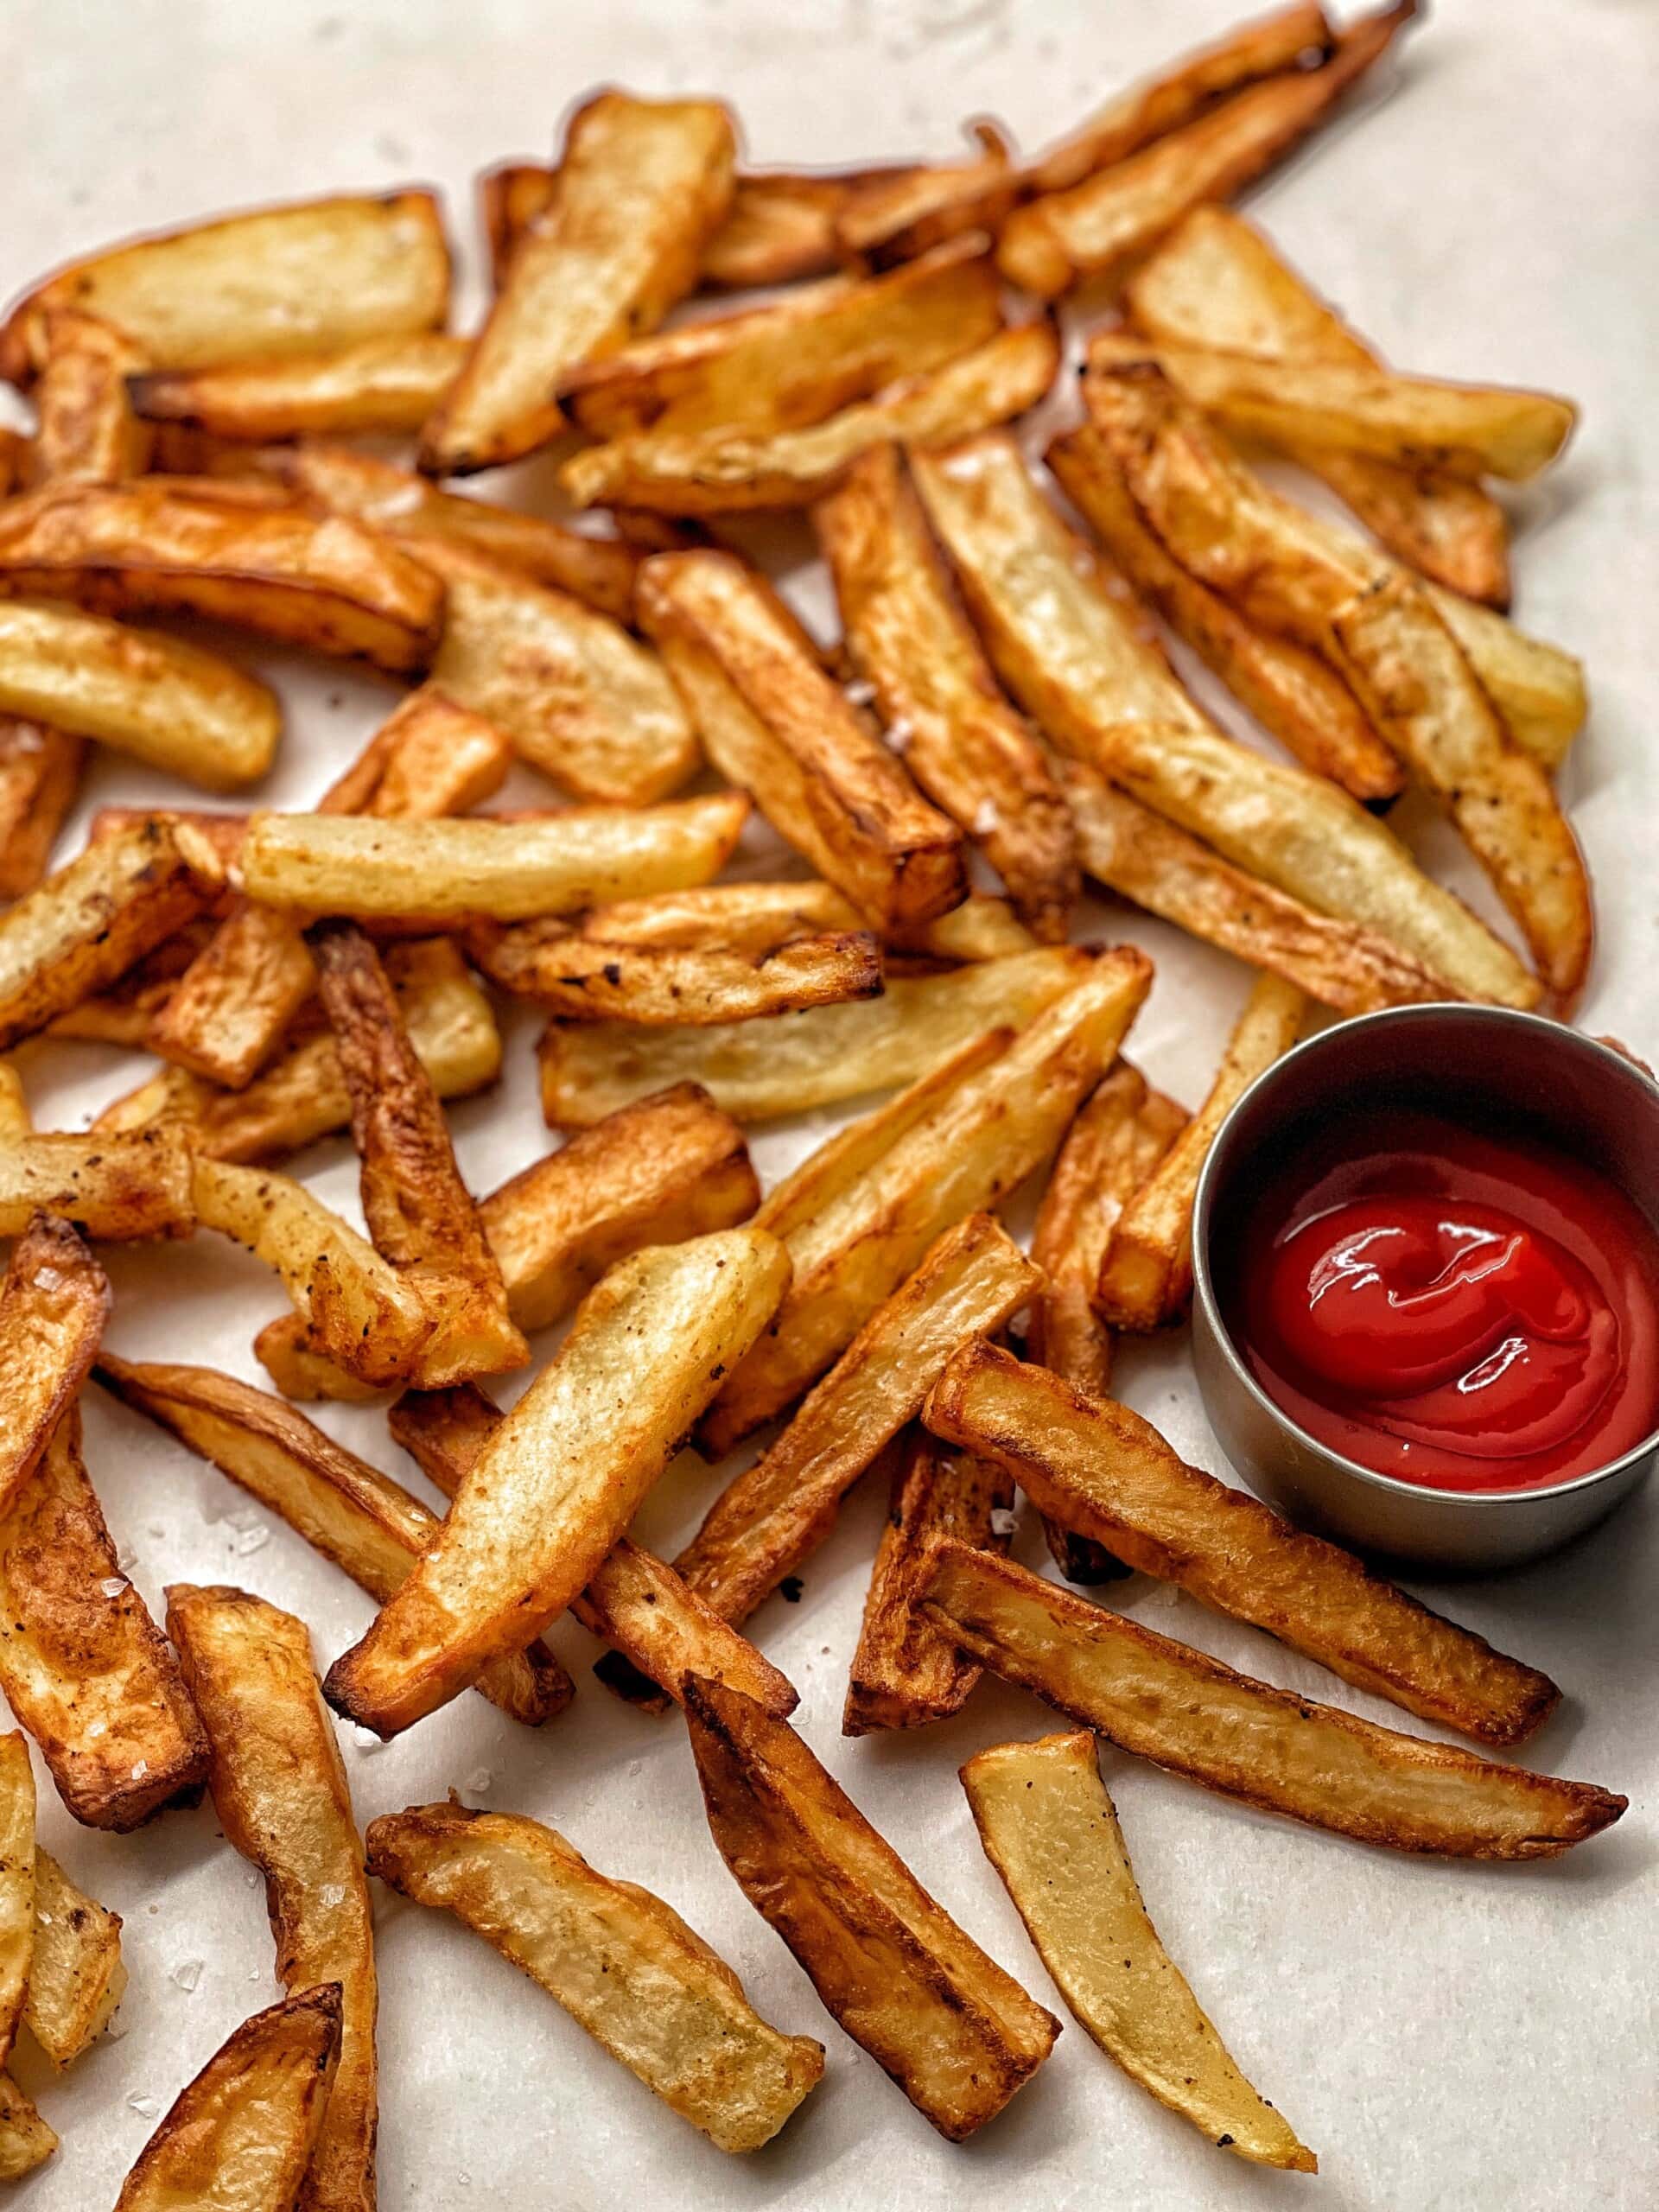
xmin=1189 ymin=1003 xmax=1659 ymax=1516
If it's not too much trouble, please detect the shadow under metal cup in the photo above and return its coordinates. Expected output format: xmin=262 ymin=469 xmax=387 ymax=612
xmin=1190 ymin=1005 xmax=1659 ymax=1573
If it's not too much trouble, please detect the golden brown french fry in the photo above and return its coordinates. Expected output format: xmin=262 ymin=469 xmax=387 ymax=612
xmin=684 ymin=1675 xmax=1058 ymax=2137
xmin=0 ymin=2072 xmax=54 ymax=2183
xmin=573 ymin=880 xmax=860 ymax=955
xmin=0 ymin=1066 xmax=25 ymax=1137
xmin=30 ymin=308 xmax=151 ymax=484
xmin=1424 ymin=582 xmax=1587 ymax=771
xmin=928 ymin=1344 xmax=1560 ymax=1747
xmin=0 ymin=719 xmax=84 ymax=901
xmin=815 ymin=442 xmax=1078 ymax=939
xmin=367 ymin=1802 xmax=823 ymax=2152
xmin=997 ymin=3 xmax=1415 ymax=296
xmin=47 ymin=925 xmax=213 ymax=1048
xmin=844 ymin=1431 xmax=1013 ymax=1735
xmin=962 ymin=1732 xmax=1316 ymax=2170
xmin=909 ymin=433 xmax=1536 ymax=1007
xmin=113 ymin=1985 xmax=342 ymax=2211
xmin=0 ymin=1128 xmax=194 ymax=1240
xmin=834 ymin=124 xmax=1019 ymax=264
xmin=324 ymin=1229 xmax=788 ymax=1738
xmin=166 ymin=1584 xmax=377 ymax=2212
xmin=23 ymin=1849 xmax=126 ymax=2069
xmin=680 ymin=1214 xmax=1040 ymax=1626
xmin=921 ymin=1543 xmax=1625 ymax=1860
xmin=0 ymin=480 xmax=444 ymax=674
xmin=1046 ymin=423 xmax=1403 ymax=803
xmin=97 ymin=1355 xmax=573 ymax=1727
xmin=563 ymin=319 xmax=1060 ymax=515
xmin=0 ymin=1734 xmax=50 ymax=2180
xmin=474 ymin=918 xmax=885 ymax=1025
xmin=0 ymin=1217 xmax=109 ymax=1518
xmin=423 ymin=93 xmax=736 ymax=474
xmin=1096 ymin=969 xmax=1304 ymax=1326
xmin=129 ymin=332 xmax=468 ymax=442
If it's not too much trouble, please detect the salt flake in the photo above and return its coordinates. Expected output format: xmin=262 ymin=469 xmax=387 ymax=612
xmin=170 ymin=1959 xmax=202 ymax=1994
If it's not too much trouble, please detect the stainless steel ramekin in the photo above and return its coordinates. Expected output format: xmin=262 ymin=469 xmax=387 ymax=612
xmin=1189 ymin=1004 xmax=1659 ymax=1573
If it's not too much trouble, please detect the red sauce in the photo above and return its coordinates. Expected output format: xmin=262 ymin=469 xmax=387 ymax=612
xmin=1219 ymin=1109 xmax=1659 ymax=1492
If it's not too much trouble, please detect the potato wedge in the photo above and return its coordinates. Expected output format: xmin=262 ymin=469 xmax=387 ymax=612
xmin=97 ymin=1356 xmax=573 ymax=1727
xmin=424 ymin=93 xmax=736 ymax=474
xmin=702 ymin=949 xmax=1150 ymax=1450
xmin=561 ymin=319 xmax=1060 ymax=515
xmin=815 ymin=443 xmax=1078 ymax=939
xmin=1096 ymin=970 xmax=1304 ymax=1326
xmin=238 ymin=796 xmax=747 ymax=926
xmin=680 ymin=1214 xmax=1039 ymax=1625
xmin=0 ymin=1737 xmax=48 ymax=2180
xmin=129 ymin=332 xmax=468 ymax=442
xmin=0 ymin=1128 xmax=194 ymax=1240
xmin=324 ymin=1228 xmax=788 ymax=1738
xmin=30 ymin=308 xmax=151 ymax=485
xmin=928 ymin=1343 xmax=1560 ymax=1746
xmin=909 ymin=433 xmax=1535 ymax=1007
xmin=0 ymin=1065 xmax=26 ymax=1138
xmin=113 ymin=1984 xmax=343 ymax=2212
xmin=962 ymin=1732 xmax=1316 ymax=2170
xmin=1424 ymin=584 xmax=1587 ymax=771
xmin=833 ymin=124 xmax=1018 ymax=264
xmin=474 ymin=918 xmax=884 ymax=1025
xmin=367 ymin=1801 xmax=822 ymax=2152
xmin=0 ymin=1215 xmax=110 ymax=1517
xmin=684 ymin=1675 xmax=1058 ymax=2138
xmin=0 ymin=719 xmax=84 ymax=901
xmin=166 ymin=1584 xmax=377 ymax=2212
xmin=23 ymin=1848 xmax=126 ymax=2069
xmin=0 ymin=2071 xmax=54 ymax=2183
xmin=921 ymin=1543 xmax=1624 ymax=1859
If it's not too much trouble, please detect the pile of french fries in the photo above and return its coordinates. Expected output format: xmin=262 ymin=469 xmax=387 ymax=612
xmin=0 ymin=1 xmax=1623 ymax=2196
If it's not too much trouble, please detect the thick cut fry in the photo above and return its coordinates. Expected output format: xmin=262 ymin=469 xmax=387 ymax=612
xmin=0 ymin=1216 xmax=109 ymax=1517
xmin=129 ymin=333 xmax=468 ymax=442
xmin=0 ymin=2072 xmax=54 ymax=2180
xmin=0 ymin=481 xmax=444 ymax=674
xmin=367 ymin=1802 xmax=822 ymax=2152
xmin=922 ymin=1545 xmax=1625 ymax=1859
xmin=963 ymin=1732 xmax=1316 ymax=2170
xmin=47 ymin=925 xmax=212 ymax=1049
xmin=638 ymin=550 xmax=966 ymax=932
xmin=1046 ymin=424 xmax=1403 ymax=802
xmin=424 ymin=94 xmax=736 ymax=474
xmin=0 ymin=1736 xmax=48 ymax=2180
xmin=238 ymin=797 xmax=747 ymax=926
xmin=324 ymin=1229 xmax=788 ymax=1738
xmin=0 ymin=1129 xmax=194 ymax=1240
xmin=31 ymin=308 xmax=151 ymax=484
xmin=1424 ymin=585 xmax=1587 ymax=771
xmin=0 ymin=718 xmax=84 ymax=900
xmin=835 ymin=125 xmax=1018 ymax=264
xmin=97 ymin=1357 xmax=573 ymax=1727
xmin=167 ymin=1585 xmax=377 ymax=2212
xmin=815 ymin=443 xmax=1078 ymax=939
xmin=562 ymin=320 xmax=1060 ymax=515
xmin=474 ymin=919 xmax=884 ymax=1025
xmin=23 ymin=1848 xmax=125 ymax=2068
xmin=0 ymin=1066 xmax=25 ymax=1137
xmin=704 ymin=950 xmax=1150 ymax=1450
xmin=113 ymin=1984 xmax=343 ymax=2212
xmin=844 ymin=1431 xmax=1013 ymax=1735
xmin=910 ymin=434 xmax=1534 ymax=1007
xmin=928 ymin=1344 xmax=1560 ymax=1747
xmin=684 ymin=1676 xmax=1058 ymax=2137
xmin=997 ymin=4 xmax=1415 ymax=296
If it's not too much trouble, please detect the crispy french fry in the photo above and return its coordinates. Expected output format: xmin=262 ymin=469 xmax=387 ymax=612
xmin=704 ymin=948 xmax=1150 ymax=1449
xmin=815 ymin=443 xmax=1078 ymax=939
xmin=962 ymin=1732 xmax=1316 ymax=2171
xmin=0 ymin=1128 xmax=194 ymax=1240
xmin=684 ymin=1675 xmax=1058 ymax=2138
xmin=97 ymin=1356 xmax=573 ymax=1727
xmin=0 ymin=1066 xmax=26 ymax=1137
xmin=921 ymin=1543 xmax=1625 ymax=1859
xmin=1424 ymin=583 xmax=1587 ymax=771
xmin=834 ymin=125 xmax=1017 ymax=264
xmin=86 ymin=803 xmax=251 ymax=867
xmin=424 ymin=93 xmax=736 ymax=474
xmin=166 ymin=1584 xmax=377 ymax=2212
xmin=324 ymin=1229 xmax=788 ymax=1738
xmin=23 ymin=1849 xmax=125 ymax=2069
xmin=47 ymin=925 xmax=213 ymax=1048
xmin=0 ymin=1217 xmax=109 ymax=1517
xmin=367 ymin=1802 xmax=822 ymax=2152
xmin=474 ymin=918 xmax=885 ymax=1025
xmin=30 ymin=308 xmax=151 ymax=484
xmin=0 ymin=719 xmax=84 ymax=901
xmin=0 ymin=2072 xmax=54 ymax=2183
xmin=562 ymin=319 xmax=1060 ymax=515
xmin=574 ymin=880 xmax=861 ymax=955
xmin=238 ymin=796 xmax=747 ymax=925
xmin=997 ymin=4 xmax=1415 ymax=296
xmin=113 ymin=1985 xmax=343 ymax=2212
xmin=909 ymin=433 xmax=1535 ymax=1007
xmin=0 ymin=1736 xmax=49 ymax=2180
xmin=928 ymin=1343 xmax=1560 ymax=1747
xmin=1096 ymin=970 xmax=1304 ymax=1326
xmin=129 ymin=332 xmax=468 ymax=442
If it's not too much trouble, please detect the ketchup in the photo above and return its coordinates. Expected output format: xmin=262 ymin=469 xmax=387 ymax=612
xmin=1219 ymin=1109 xmax=1659 ymax=1492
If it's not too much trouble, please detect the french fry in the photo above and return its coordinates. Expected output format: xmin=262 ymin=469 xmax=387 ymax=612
xmin=0 ymin=1734 xmax=50 ymax=2180
xmin=166 ymin=1583 xmax=377 ymax=2212
xmin=833 ymin=124 xmax=1018 ymax=264
xmin=112 ymin=1985 xmax=343 ymax=2212
xmin=962 ymin=1732 xmax=1316 ymax=2171
xmin=815 ymin=443 xmax=1079 ymax=939
xmin=423 ymin=93 xmax=737 ymax=474
xmin=703 ymin=948 xmax=1150 ymax=1448
xmin=928 ymin=1343 xmax=1560 ymax=1747
xmin=1424 ymin=582 xmax=1587 ymax=771
xmin=324 ymin=1228 xmax=789 ymax=1738
xmin=30 ymin=308 xmax=151 ymax=484
xmin=0 ymin=1065 xmax=25 ymax=1136
xmin=0 ymin=480 xmax=445 ymax=674
xmin=22 ymin=1849 xmax=126 ymax=2069
xmin=97 ymin=1356 xmax=574 ymax=1728
xmin=0 ymin=2072 xmax=54 ymax=2183
xmin=128 ymin=332 xmax=469 ymax=442
xmin=474 ymin=918 xmax=885 ymax=1025
xmin=238 ymin=795 xmax=748 ymax=925
xmin=997 ymin=3 xmax=1416 ymax=296
xmin=0 ymin=1128 xmax=194 ymax=1240
xmin=0 ymin=430 xmax=28 ymax=497
xmin=0 ymin=597 xmax=280 ymax=790
xmin=843 ymin=1430 xmax=1013 ymax=1734
xmin=921 ymin=1543 xmax=1625 ymax=1860
xmin=684 ymin=1675 xmax=1058 ymax=2138
xmin=0 ymin=719 xmax=85 ymax=901
xmin=367 ymin=1802 xmax=823 ymax=2152
xmin=0 ymin=1217 xmax=109 ymax=1517
xmin=539 ymin=879 xmax=1024 ymax=966
xmin=562 ymin=319 xmax=1060 ymax=515
xmin=47 ymin=926 xmax=213 ymax=1048
xmin=909 ymin=433 xmax=1536 ymax=1007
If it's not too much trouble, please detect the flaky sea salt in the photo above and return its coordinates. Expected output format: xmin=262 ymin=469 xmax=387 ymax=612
xmin=30 ymin=1267 xmax=62 ymax=1292
xmin=100 ymin=1577 xmax=126 ymax=1599
xmin=171 ymin=1960 xmax=202 ymax=1994
xmin=320 ymin=1884 xmax=346 ymax=1909
xmin=130 ymin=1760 xmax=148 ymax=1781
xmin=843 ymin=677 xmax=875 ymax=708
xmin=989 ymin=1508 xmax=1018 ymax=1539
xmin=465 ymin=1768 xmax=493 ymax=1794
xmin=234 ymin=1524 xmax=270 ymax=1557
xmin=972 ymin=799 xmax=999 ymax=836
xmin=886 ymin=715 xmax=914 ymax=754
xmin=127 ymin=2093 xmax=158 ymax=2119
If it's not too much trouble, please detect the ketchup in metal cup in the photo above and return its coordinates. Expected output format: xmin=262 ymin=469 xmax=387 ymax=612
xmin=1218 ymin=1108 xmax=1659 ymax=1493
